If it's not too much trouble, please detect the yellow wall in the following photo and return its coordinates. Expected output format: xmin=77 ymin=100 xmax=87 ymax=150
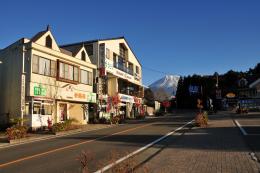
xmin=108 ymin=77 xmax=118 ymax=96
xmin=98 ymin=39 xmax=142 ymax=86
xmin=68 ymin=103 xmax=85 ymax=124
xmin=33 ymin=31 xmax=61 ymax=52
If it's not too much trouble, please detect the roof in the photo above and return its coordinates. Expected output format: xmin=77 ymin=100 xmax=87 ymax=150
xmin=59 ymin=48 xmax=72 ymax=56
xmin=31 ymin=31 xmax=47 ymax=42
xmin=249 ymin=78 xmax=260 ymax=88
xmin=61 ymin=44 xmax=84 ymax=56
xmin=60 ymin=36 xmax=142 ymax=67
xmin=30 ymin=28 xmax=74 ymax=57
xmin=61 ymin=36 xmax=125 ymax=47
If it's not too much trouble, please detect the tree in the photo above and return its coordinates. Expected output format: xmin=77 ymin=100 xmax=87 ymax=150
xmin=144 ymin=88 xmax=155 ymax=107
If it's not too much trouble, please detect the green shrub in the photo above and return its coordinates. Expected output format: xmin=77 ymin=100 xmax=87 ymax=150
xmin=51 ymin=122 xmax=66 ymax=133
xmin=136 ymin=114 xmax=145 ymax=120
xmin=111 ymin=116 xmax=121 ymax=124
xmin=99 ymin=117 xmax=110 ymax=124
xmin=6 ymin=125 xmax=28 ymax=141
xmin=236 ymin=108 xmax=248 ymax=114
xmin=51 ymin=118 xmax=79 ymax=133
xmin=155 ymin=111 xmax=164 ymax=116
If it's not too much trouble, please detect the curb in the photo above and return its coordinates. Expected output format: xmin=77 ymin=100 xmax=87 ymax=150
xmin=0 ymin=125 xmax=115 ymax=149
xmin=0 ymin=118 xmax=152 ymax=149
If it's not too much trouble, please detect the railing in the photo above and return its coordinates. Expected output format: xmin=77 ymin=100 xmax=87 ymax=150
xmin=113 ymin=62 xmax=133 ymax=75
xmin=118 ymin=87 xmax=142 ymax=98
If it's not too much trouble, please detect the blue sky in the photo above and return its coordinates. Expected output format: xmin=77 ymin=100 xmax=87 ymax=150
xmin=1 ymin=0 xmax=260 ymax=85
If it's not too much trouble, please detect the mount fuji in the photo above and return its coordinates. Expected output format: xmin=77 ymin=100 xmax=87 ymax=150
xmin=149 ymin=75 xmax=180 ymax=101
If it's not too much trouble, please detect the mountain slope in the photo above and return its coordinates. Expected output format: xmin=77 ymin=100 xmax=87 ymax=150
xmin=149 ymin=75 xmax=180 ymax=101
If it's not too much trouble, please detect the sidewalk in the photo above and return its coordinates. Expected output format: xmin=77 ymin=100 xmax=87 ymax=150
xmin=0 ymin=124 xmax=114 ymax=149
xmin=136 ymin=114 xmax=260 ymax=173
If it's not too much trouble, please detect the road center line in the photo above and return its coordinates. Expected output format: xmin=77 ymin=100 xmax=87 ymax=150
xmin=0 ymin=123 xmax=153 ymax=168
xmin=94 ymin=119 xmax=194 ymax=173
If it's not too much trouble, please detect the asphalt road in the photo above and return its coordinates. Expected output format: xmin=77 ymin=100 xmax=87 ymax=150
xmin=233 ymin=113 xmax=260 ymax=161
xmin=0 ymin=113 xmax=194 ymax=173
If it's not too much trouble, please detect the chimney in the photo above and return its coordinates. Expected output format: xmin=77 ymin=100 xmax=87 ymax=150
xmin=46 ymin=25 xmax=51 ymax=31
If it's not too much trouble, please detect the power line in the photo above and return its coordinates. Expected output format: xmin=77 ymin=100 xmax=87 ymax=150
xmin=142 ymin=66 xmax=181 ymax=76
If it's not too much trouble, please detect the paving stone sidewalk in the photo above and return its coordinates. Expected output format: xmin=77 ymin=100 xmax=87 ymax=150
xmin=137 ymin=114 xmax=260 ymax=173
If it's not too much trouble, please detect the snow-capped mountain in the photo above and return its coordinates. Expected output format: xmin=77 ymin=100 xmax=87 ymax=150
xmin=149 ymin=75 xmax=180 ymax=101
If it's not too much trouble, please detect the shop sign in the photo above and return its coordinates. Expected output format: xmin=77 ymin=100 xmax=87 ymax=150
xmin=104 ymin=58 xmax=114 ymax=73
xmin=189 ymin=85 xmax=200 ymax=94
xmin=226 ymin=92 xmax=235 ymax=98
xmin=74 ymin=92 xmax=96 ymax=103
xmin=104 ymin=58 xmax=134 ymax=81
xmin=86 ymin=92 xmax=96 ymax=103
xmin=61 ymin=84 xmax=96 ymax=103
xmin=99 ymin=44 xmax=105 ymax=66
xmin=34 ymin=84 xmax=47 ymax=96
xmin=119 ymin=93 xmax=134 ymax=103
xmin=115 ymin=69 xmax=134 ymax=81
xmin=21 ymin=74 xmax=26 ymax=111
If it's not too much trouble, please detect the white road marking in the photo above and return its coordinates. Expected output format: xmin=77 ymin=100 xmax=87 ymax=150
xmin=93 ymin=119 xmax=194 ymax=173
xmin=234 ymin=120 xmax=248 ymax=136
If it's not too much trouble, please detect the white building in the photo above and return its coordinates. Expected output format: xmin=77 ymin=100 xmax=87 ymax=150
xmin=61 ymin=37 xmax=144 ymax=119
xmin=0 ymin=26 xmax=97 ymax=128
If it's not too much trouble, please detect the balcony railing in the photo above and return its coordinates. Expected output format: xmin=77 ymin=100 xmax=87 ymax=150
xmin=113 ymin=62 xmax=134 ymax=75
xmin=118 ymin=88 xmax=142 ymax=98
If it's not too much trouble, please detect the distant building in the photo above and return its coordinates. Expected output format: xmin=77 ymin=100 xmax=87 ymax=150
xmin=237 ymin=78 xmax=260 ymax=110
xmin=61 ymin=37 xmax=144 ymax=119
xmin=0 ymin=26 xmax=97 ymax=128
xmin=249 ymin=78 xmax=260 ymax=98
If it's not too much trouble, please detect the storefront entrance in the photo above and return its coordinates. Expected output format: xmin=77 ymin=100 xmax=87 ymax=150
xmin=59 ymin=103 xmax=68 ymax=121
xmin=25 ymin=97 xmax=53 ymax=128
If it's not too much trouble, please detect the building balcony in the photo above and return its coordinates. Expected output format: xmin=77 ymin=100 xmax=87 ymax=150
xmin=118 ymin=83 xmax=143 ymax=98
xmin=118 ymin=89 xmax=143 ymax=98
xmin=113 ymin=62 xmax=133 ymax=75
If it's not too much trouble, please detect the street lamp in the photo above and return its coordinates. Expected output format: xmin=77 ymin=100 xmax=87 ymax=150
xmin=214 ymin=72 xmax=219 ymax=88
xmin=0 ymin=60 xmax=2 ymax=64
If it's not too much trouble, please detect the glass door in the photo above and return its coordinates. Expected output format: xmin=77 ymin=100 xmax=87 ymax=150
xmin=59 ymin=103 xmax=67 ymax=121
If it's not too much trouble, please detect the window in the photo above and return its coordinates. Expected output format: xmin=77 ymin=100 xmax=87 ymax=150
xmin=58 ymin=61 xmax=79 ymax=82
xmin=113 ymin=53 xmax=117 ymax=68
xmin=32 ymin=55 xmax=56 ymax=77
xmin=45 ymin=35 xmax=52 ymax=48
xmin=68 ymin=65 xmax=73 ymax=80
xmin=33 ymin=103 xmax=41 ymax=114
xmin=128 ymin=62 xmax=133 ymax=75
xmin=74 ymin=67 xmax=79 ymax=82
xmin=118 ymin=56 xmax=125 ymax=71
xmin=136 ymin=66 xmax=140 ymax=74
xmin=88 ymin=71 xmax=93 ymax=85
xmin=39 ymin=57 xmax=50 ymax=75
xmin=81 ymin=70 xmax=93 ymax=85
xmin=59 ymin=62 xmax=64 ymax=78
xmin=41 ymin=104 xmax=52 ymax=115
xmin=106 ymin=48 xmax=110 ymax=59
xmin=64 ymin=64 xmax=69 ymax=79
xmin=32 ymin=55 xmax=39 ymax=73
xmin=119 ymin=44 xmax=128 ymax=58
xmin=50 ymin=61 xmax=56 ymax=77
xmin=81 ymin=51 xmax=86 ymax=61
